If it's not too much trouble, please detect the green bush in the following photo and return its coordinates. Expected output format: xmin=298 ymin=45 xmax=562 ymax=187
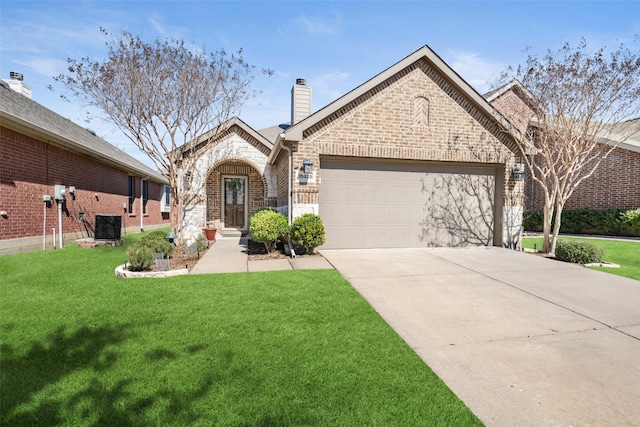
xmin=555 ymin=239 xmax=605 ymax=264
xmin=127 ymin=244 xmax=155 ymax=271
xmin=138 ymin=237 xmax=174 ymax=258
xmin=136 ymin=230 xmax=174 ymax=258
xmin=622 ymin=208 xmax=640 ymax=234
xmin=523 ymin=208 xmax=638 ymax=236
xmin=249 ymin=209 xmax=289 ymax=253
xmin=291 ymin=214 xmax=326 ymax=254
xmin=249 ymin=207 xmax=277 ymax=228
xmin=196 ymin=233 xmax=209 ymax=253
xmin=522 ymin=211 xmax=544 ymax=232
xmin=139 ymin=229 xmax=170 ymax=243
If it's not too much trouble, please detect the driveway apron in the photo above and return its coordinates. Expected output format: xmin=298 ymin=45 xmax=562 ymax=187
xmin=320 ymin=246 xmax=640 ymax=426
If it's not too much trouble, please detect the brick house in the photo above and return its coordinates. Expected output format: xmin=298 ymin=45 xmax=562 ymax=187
xmin=179 ymin=46 xmax=525 ymax=249
xmin=0 ymin=78 xmax=170 ymax=255
xmin=486 ymin=80 xmax=640 ymax=212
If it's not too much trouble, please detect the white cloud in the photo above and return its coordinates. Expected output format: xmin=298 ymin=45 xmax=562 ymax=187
xmin=292 ymin=13 xmax=341 ymax=36
xmin=311 ymin=70 xmax=352 ymax=105
xmin=446 ymin=51 xmax=505 ymax=94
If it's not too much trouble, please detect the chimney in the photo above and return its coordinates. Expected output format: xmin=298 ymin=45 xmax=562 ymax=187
xmin=291 ymin=78 xmax=312 ymax=125
xmin=3 ymin=72 xmax=32 ymax=99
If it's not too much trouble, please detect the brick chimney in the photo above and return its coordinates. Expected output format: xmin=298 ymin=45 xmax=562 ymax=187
xmin=291 ymin=78 xmax=312 ymax=125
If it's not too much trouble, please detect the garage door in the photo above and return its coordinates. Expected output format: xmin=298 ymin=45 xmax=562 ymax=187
xmin=319 ymin=158 xmax=499 ymax=249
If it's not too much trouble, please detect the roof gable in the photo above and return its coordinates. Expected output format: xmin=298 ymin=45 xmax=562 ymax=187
xmin=179 ymin=117 xmax=274 ymax=160
xmin=284 ymin=46 xmax=521 ymax=151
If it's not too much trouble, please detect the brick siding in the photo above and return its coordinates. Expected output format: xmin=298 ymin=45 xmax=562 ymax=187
xmin=0 ymin=126 xmax=169 ymax=252
xmin=289 ymin=61 xmax=523 ymax=213
xmin=526 ymin=145 xmax=640 ymax=211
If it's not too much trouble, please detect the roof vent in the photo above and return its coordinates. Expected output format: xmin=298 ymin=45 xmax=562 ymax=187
xmin=296 ymin=78 xmax=306 ymax=85
xmin=9 ymin=72 xmax=23 ymax=81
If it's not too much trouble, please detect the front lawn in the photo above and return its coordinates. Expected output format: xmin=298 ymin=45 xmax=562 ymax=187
xmin=0 ymin=235 xmax=481 ymax=426
xmin=521 ymin=236 xmax=640 ymax=281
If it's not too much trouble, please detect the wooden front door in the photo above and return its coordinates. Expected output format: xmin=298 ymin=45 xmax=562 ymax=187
xmin=223 ymin=177 xmax=246 ymax=228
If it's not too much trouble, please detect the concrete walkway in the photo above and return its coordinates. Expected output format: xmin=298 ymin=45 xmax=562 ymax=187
xmin=321 ymin=246 xmax=640 ymax=427
xmin=189 ymin=236 xmax=334 ymax=274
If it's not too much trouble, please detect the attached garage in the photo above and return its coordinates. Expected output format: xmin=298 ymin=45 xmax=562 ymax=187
xmin=319 ymin=157 xmax=503 ymax=249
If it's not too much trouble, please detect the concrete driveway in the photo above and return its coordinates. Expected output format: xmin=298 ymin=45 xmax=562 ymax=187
xmin=320 ymin=246 xmax=640 ymax=426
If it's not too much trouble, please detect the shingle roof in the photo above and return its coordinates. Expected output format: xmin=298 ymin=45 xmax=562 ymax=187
xmin=0 ymin=81 xmax=167 ymax=183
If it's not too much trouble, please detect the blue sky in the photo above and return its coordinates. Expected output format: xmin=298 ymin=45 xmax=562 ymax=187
xmin=1 ymin=1 xmax=639 ymax=167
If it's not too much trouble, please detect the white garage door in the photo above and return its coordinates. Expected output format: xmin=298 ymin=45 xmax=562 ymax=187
xmin=319 ymin=158 xmax=498 ymax=249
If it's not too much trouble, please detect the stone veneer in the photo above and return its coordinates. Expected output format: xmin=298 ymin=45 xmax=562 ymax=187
xmin=181 ymin=129 xmax=276 ymax=241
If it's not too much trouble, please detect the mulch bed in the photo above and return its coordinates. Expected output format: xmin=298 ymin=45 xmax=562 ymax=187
xmin=247 ymin=239 xmax=288 ymax=261
xmin=163 ymin=244 xmax=209 ymax=272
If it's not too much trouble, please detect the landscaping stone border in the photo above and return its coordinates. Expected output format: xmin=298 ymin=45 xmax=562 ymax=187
xmin=115 ymin=264 xmax=189 ymax=278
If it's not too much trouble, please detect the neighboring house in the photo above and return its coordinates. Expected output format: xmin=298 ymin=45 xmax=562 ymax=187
xmin=486 ymin=80 xmax=640 ymax=212
xmin=0 ymin=77 xmax=170 ymax=255
xmin=178 ymin=46 xmax=525 ymax=249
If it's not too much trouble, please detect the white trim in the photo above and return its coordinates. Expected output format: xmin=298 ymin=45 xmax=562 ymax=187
xmin=161 ymin=185 xmax=171 ymax=213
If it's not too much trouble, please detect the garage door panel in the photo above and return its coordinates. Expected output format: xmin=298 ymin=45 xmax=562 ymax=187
xmin=320 ymin=158 xmax=496 ymax=249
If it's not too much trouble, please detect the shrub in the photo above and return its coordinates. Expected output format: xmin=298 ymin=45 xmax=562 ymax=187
xmin=291 ymin=214 xmax=326 ymax=254
xmin=522 ymin=211 xmax=544 ymax=232
xmin=249 ymin=209 xmax=289 ymax=253
xmin=140 ymin=229 xmax=170 ymax=243
xmin=138 ymin=237 xmax=174 ymax=258
xmin=136 ymin=230 xmax=175 ymax=257
xmin=555 ymin=240 xmax=605 ymax=264
xmin=196 ymin=233 xmax=209 ymax=253
xmin=523 ymin=208 xmax=638 ymax=236
xmin=621 ymin=208 xmax=640 ymax=234
xmin=127 ymin=244 xmax=154 ymax=271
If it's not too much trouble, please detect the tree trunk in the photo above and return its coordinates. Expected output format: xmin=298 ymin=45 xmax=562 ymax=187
xmin=542 ymin=202 xmax=552 ymax=253
xmin=550 ymin=201 xmax=565 ymax=256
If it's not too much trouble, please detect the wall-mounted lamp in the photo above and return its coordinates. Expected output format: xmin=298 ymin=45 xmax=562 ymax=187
xmin=94 ymin=193 xmax=100 ymax=201
xmin=303 ymin=158 xmax=314 ymax=174
xmin=0 ymin=210 xmax=7 ymax=218
xmin=184 ymin=171 xmax=192 ymax=191
xmin=511 ymin=167 xmax=525 ymax=182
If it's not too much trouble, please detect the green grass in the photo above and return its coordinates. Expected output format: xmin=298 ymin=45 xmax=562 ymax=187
xmin=0 ymin=234 xmax=481 ymax=426
xmin=522 ymin=236 xmax=640 ymax=281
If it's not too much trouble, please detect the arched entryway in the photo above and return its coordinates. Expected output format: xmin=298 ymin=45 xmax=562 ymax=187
xmin=206 ymin=160 xmax=268 ymax=231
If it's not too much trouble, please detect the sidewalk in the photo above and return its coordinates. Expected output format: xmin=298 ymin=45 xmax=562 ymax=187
xmin=189 ymin=236 xmax=334 ymax=274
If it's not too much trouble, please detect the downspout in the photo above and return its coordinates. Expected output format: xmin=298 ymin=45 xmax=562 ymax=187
xmin=279 ymin=135 xmax=296 ymax=258
xmin=57 ymin=199 xmax=63 ymax=248
xmin=43 ymin=200 xmax=47 ymax=250
xmin=140 ymin=176 xmax=149 ymax=232
xmin=279 ymin=134 xmax=293 ymax=225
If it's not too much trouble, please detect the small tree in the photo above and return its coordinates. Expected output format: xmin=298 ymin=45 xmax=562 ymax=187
xmin=498 ymin=37 xmax=640 ymax=254
xmin=249 ymin=210 xmax=289 ymax=253
xmin=55 ymin=28 xmax=266 ymax=241
xmin=291 ymin=214 xmax=326 ymax=254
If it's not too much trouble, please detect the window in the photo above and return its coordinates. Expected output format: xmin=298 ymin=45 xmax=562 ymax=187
xmin=128 ymin=176 xmax=135 ymax=214
xmin=161 ymin=185 xmax=171 ymax=213
xmin=141 ymin=180 xmax=148 ymax=215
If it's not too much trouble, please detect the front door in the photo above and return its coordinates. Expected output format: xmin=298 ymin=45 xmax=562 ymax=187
xmin=223 ymin=177 xmax=246 ymax=229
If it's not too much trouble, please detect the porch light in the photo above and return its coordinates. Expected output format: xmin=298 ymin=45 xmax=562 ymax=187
xmin=184 ymin=171 xmax=192 ymax=190
xmin=303 ymin=159 xmax=313 ymax=174
xmin=511 ymin=167 xmax=525 ymax=182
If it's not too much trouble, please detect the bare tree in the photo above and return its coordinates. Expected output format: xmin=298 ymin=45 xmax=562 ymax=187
xmin=498 ymin=37 xmax=640 ymax=254
xmin=55 ymin=28 xmax=265 ymax=240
